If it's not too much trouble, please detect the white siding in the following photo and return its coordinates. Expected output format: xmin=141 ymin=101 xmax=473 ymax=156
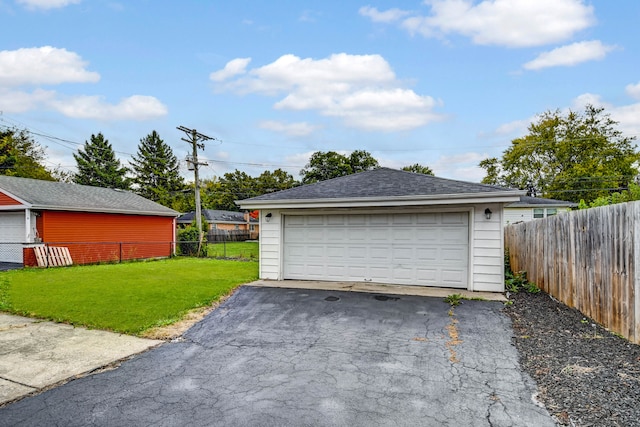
xmin=504 ymin=206 xmax=572 ymax=225
xmin=472 ymin=203 xmax=504 ymax=292
xmin=259 ymin=210 xmax=282 ymax=280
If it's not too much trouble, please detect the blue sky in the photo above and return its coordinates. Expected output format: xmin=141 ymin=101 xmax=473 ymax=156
xmin=1 ymin=0 xmax=639 ymax=183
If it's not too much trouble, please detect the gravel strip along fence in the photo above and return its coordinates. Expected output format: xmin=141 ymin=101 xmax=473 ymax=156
xmin=505 ymin=291 xmax=640 ymax=427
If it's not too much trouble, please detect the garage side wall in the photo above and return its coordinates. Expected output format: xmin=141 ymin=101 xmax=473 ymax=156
xmin=472 ymin=203 xmax=504 ymax=292
xmin=259 ymin=210 xmax=282 ymax=279
xmin=38 ymin=211 xmax=175 ymax=264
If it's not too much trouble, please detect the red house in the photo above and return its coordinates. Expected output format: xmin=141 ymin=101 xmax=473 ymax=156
xmin=0 ymin=176 xmax=179 ymax=267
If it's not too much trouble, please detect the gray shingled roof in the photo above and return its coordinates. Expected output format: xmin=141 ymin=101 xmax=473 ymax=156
xmin=239 ymin=168 xmax=519 ymax=203
xmin=177 ymin=209 xmax=258 ymax=224
xmin=507 ymin=196 xmax=577 ymax=208
xmin=0 ymin=175 xmax=178 ymax=216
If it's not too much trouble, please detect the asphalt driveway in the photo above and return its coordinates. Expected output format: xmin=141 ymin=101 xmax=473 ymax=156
xmin=0 ymin=286 xmax=555 ymax=426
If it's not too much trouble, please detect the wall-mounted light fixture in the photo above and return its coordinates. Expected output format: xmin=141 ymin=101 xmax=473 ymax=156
xmin=265 ymin=212 xmax=273 ymax=223
xmin=484 ymin=208 xmax=492 ymax=220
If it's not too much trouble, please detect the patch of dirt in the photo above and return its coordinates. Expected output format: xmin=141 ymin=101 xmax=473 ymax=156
xmin=141 ymin=292 xmax=236 ymax=340
xmin=504 ymin=291 xmax=640 ymax=427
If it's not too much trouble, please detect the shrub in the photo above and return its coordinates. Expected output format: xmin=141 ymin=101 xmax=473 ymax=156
xmin=177 ymin=226 xmax=206 ymax=256
xmin=504 ymin=250 xmax=539 ymax=293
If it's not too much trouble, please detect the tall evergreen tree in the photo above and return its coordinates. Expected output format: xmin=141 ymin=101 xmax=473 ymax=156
xmin=130 ymin=130 xmax=184 ymax=208
xmin=73 ymin=133 xmax=130 ymax=189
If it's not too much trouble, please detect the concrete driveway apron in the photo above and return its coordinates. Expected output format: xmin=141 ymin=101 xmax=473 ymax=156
xmin=0 ymin=286 xmax=555 ymax=427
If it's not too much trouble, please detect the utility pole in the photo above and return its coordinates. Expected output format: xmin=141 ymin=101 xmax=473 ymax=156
xmin=177 ymin=126 xmax=215 ymax=253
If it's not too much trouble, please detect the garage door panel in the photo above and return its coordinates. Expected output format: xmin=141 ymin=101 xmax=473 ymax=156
xmin=327 ymin=246 xmax=346 ymax=258
xmin=370 ymin=247 xmax=391 ymax=262
xmin=327 ymin=215 xmax=345 ymax=225
xmin=416 ymin=247 xmax=438 ymax=261
xmin=391 ymin=229 xmax=414 ymax=241
xmin=369 ymin=229 xmax=389 ymax=240
xmin=347 ymin=228 xmax=368 ymax=241
xmin=392 ymin=247 xmax=414 ymax=261
xmin=391 ymin=214 xmax=412 ymax=225
xmin=287 ymin=216 xmax=306 ymax=226
xmin=306 ymin=246 xmax=325 ymax=259
xmin=283 ymin=212 xmax=468 ymax=288
xmin=369 ymin=215 xmax=390 ymax=225
xmin=306 ymin=229 xmax=325 ymax=240
xmin=442 ymin=212 xmax=467 ymax=224
xmin=415 ymin=267 xmax=438 ymax=281
xmin=326 ymin=229 xmax=346 ymax=242
xmin=348 ymin=215 xmax=366 ymax=225
xmin=441 ymin=269 xmax=466 ymax=285
xmin=392 ymin=267 xmax=414 ymax=280
xmin=346 ymin=246 xmax=367 ymax=260
xmin=441 ymin=247 xmax=468 ymax=262
xmin=416 ymin=213 xmax=437 ymax=224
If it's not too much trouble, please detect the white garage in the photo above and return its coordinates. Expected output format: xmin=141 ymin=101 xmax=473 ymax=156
xmin=283 ymin=212 xmax=469 ymax=288
xmin=238 ymin=168 xmax=523 ymax=293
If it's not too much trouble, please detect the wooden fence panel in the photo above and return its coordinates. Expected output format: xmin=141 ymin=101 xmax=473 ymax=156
xmin=505 ymin=201 xmax=640 ymax=344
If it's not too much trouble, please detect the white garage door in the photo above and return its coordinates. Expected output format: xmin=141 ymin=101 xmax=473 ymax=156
xmin=283 ymin=212 xmax=469 ymax=288
xmin=0 ymin=212 xmax=25 ymax=263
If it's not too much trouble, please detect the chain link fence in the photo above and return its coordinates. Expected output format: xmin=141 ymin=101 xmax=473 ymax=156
xmin=0 ymin=242 xmax=24 ymax=270
xmin=0 ymin=238 xmax=258 ymax=269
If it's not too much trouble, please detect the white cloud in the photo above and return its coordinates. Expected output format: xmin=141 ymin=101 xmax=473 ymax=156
xmin=492 ymin=118 xmax=530 ymax=136
xmin=16 ymin=0 xmax=81 ymax=10
xmin=0 ymin=88 xmax=55 ymax=113
xmin=359 ymin=6 xmax=410 ymax=23
xmin=209 ymin=57 xmax=251 ymax=82
xmin=431 ymin=152 xmax=490 ymax=180
xmin=48 ymin=95 xmax=168 ymax=120
xmin=299 ymin=10 xmax=322 ymax=22
xmin=213 ymin=53 xmax=443 ymax=132
xmin=366 ymin=0 xmax=595 ymax=48
xmin=523 ymin=41 xmax=615 ymax=70
xmin=626 ymin=82 xmax=640 ymax=100
xmin=259 ymin=120 xmax=319 ymax=137
xmin=571 ymin=92 xmax=607 ymax=110
xmin=0 ymin=46 xmax=100 ymax=86
xmin=0 ymin=46 xmax=166 ymax=121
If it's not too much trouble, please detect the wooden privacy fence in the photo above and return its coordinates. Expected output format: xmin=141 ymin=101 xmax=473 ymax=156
xmin=505 ymin=201 xmax=640 ymax=344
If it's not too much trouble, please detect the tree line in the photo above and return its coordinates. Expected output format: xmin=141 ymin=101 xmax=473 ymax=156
xmin=0 ymin=128 xmax=433 ymax=213
xmin=3 ymin=104 xmax=636 ymax=212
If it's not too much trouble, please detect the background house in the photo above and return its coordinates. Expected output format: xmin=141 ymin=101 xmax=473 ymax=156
xmin=0 ymin=176 xmax=178 ymax=267
xmin=239 ymin=168 xmax=523 ymax=293
xmin=177 ymin=209 xmax=259 ymax=241
xmin=504 ymin=196 xmax=577 ymax=225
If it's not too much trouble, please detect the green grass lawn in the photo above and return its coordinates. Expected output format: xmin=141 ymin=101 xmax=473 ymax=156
xmin=206 ymin=241 xmax=259 ymax=259
xmin=0 ymin=258 xmax=258 ymax=335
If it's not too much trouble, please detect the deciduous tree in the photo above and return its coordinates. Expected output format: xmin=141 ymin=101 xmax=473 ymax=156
xmin=0 ymin=128 xmax=55 ymax=180
xmin=402 ymin=163 xmax=434 ymax=175
xmin=300 ymin=150 xmax=379 ymax=184
xmin=479 ymin=105 xmax=639 ymax=203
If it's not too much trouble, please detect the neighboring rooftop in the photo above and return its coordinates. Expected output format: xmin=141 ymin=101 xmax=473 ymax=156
xmin=239 ymin=167 xmax=521 ymax=203
xmin=177 ymin=209 xmax=258 ymax=224
xmin=0 ymin=175 xmax=178 ymax=216
xmin=507 ymin=196 xmax=578 ymax=208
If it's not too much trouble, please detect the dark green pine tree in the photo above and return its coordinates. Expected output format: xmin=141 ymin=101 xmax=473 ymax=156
xmin=130 ymin=130 xmax=185 ymax=208
xmin=73 ymin=133 xmax=130 ymax=189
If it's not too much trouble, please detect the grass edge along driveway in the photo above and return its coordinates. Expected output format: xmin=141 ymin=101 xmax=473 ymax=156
xmin=0 ymin=258 xmax=258 ymax=336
